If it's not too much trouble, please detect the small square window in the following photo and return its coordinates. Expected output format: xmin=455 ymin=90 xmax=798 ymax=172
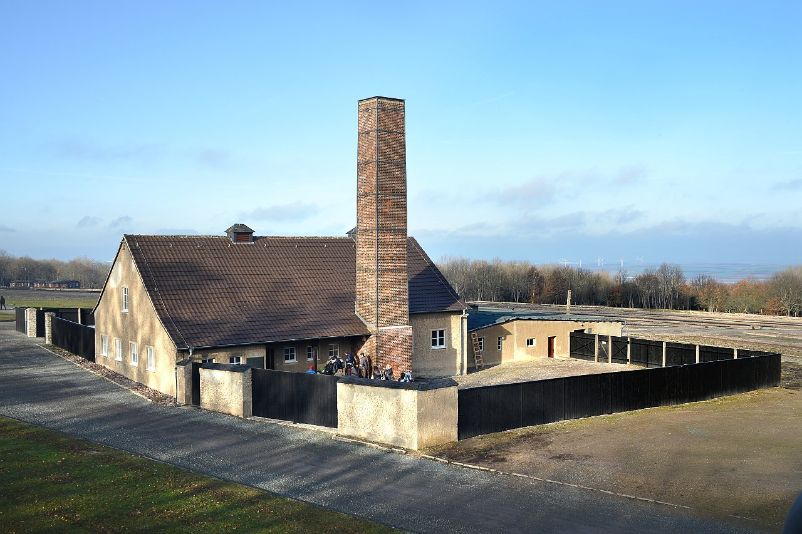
xmin=306 ymin=346 xmax=315 ymax=361
xmin=121 ymin=287 xmax=129 ymax=312
xmin=526 ymin=338 xmax=536 ymax=347
xmin=327 ymin=344 xmax=339 ymax=358
xmin=229 ymin=356 xmax=242 ymax=364
xmin=115 ymin=338 xmax=122 ymax=361
xmin=497 ymin=337 xmax=503 ymax=351
xmin=146 ymin=346 xmax=155 ymax=371
xmin=130 ymin=342 xmax=138 ymax=365
xmin=284 ymin=347 xmax=297 ymax=363
xmin=431 ymin=329 xmax=446 ymax=349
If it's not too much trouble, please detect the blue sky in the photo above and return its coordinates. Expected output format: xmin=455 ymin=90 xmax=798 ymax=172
xmin=1 ymin=1 xmax=800 ymax=268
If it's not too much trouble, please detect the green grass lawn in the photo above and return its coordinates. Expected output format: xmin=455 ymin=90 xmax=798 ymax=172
xmin=0 ymin=416 xmax=392 ymax=533
xmin=4 ymin=297 xmax=99 ymax=309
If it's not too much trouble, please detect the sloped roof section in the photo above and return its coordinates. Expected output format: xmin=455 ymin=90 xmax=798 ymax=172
xmin=125 ymin=235 xmax=464 ymax=350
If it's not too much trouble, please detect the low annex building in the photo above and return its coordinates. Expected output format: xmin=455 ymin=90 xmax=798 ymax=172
xmin=467 ymin=306 xmax=623 ymax=367
xmin=93 ymin=97 xmax=468 ymax=397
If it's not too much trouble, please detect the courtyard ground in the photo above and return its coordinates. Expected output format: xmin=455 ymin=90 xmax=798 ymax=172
xmin=454 ymin=357 xmax=635 ymax=389
xmin=425 ymin=385 xmax=802 ymax=531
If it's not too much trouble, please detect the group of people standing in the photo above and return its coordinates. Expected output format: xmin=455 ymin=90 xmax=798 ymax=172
xmin=312 ymin=351 xmax=413 ymax=383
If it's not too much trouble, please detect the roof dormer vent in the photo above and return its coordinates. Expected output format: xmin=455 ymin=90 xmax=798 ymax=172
xmin=226 ymin=224 xmax=254 ymax=244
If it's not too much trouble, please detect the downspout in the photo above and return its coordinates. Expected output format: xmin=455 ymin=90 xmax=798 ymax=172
xmin=460 ymin=308 xmax=468 ymax=375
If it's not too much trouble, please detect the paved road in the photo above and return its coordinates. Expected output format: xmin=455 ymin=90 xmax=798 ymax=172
xmin=0 ymin=323 xmax=759 ymax=533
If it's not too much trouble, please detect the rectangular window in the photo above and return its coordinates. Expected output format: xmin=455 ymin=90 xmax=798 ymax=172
xmin=431 ymin=329 xmax=446 ymax=349
xmin=129 ymin=342 xmax=138 ymax=365
xmin=201 ymin=357 xmax=215 ymax=364
xmin=101 ymin=335 xmax=109 ymax=356
xmin=478 ymin=337 xmax=484 ymax=352
xmin=284 ymin=347 xmax=297 ymax=363
xmin=115 ymin=338 xmax=122 ymax=361
xmin=229 ymin=356 xmax=242 ymax=364
xmin=121 ymin=287 xmax=129 ymax=312
xmin=526 ymin=338 xmax=536 ymax=347
xmin=146 ymin=346 xmax=155 ymax=371
xmin=306 ymin=346 xmax=315 ymax=361
xmin=497 ymin=337 xmax=503 ymax=351
xmin=327 ymin=344 xmax=339 ymax=358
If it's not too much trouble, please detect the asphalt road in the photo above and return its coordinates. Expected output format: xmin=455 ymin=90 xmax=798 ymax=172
xmin=0 ymin=323 xmax=760 ymax=533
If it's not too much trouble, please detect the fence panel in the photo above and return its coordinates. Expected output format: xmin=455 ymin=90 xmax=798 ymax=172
xmin=521 ymin=379 xmax=565 ymax=426
xmin=609 ymin=371 xmax=649 ymax=412
xmin=51 ymin=317 xmax=95 ymax=362
xmin=15 ymin=308 xmax=26 ymax=333
xmin=569 ymin=331 xmax=596 ymax=361
xmin=611 ymin=336 xmax=628 ymax=364
xmin=665 ymin=342 xmax=696 ymax=366
xmin=629 ymin=338 xmax=649 ymax=367
xmin=251 ymin=369 xmax=339 ymax=428
xmin=564 ymin=373 xmax=611 ymax=419
xmin=699 ymin=345 xmax=734 ymax=363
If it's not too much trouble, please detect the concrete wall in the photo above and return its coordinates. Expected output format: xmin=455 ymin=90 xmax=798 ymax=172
xmin=25 ymin=308 xmax=36 ymax=337
xmin=410 ymin=311 xmax=467 ymax=377
xmin=199 ymin=365 xmax=252 ymax=418
xmin=337 ymin=378 xmax=458 ymax=450
xmin=94 ymin=240 xmax=179 ymax=396
xmin=471 ymin=319 xmax=623 ymax=366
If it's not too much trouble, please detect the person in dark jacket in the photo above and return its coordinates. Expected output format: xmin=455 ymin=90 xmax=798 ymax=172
xmin=0 ymin=295 xmax=5 ymax=310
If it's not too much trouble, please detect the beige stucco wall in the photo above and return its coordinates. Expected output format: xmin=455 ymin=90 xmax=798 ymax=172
xmin=470 ymin=319 xmax=623 ymax=366
xmin=337 ymin=381 xmax=458 ymax=450
xmin=94 ymin=240 xmax=178 ymax=396
xmin=200 ymin=366 xmax=252 ymax=418
xmin=410 ymin=311 xmax=466 ymax=377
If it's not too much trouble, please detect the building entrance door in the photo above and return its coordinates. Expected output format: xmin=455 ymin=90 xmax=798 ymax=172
xmin=548 ymin=336 xmax=556 ymax=358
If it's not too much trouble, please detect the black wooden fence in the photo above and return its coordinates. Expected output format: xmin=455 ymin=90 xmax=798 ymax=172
xmin=15 ymin=308 xmax=26 ymax=333
xmin=570 ymin=331 xmax=595 ymax=361
xmin=458 ymin=352 xmax=781 ymax=439
xmin=252 ymin=369 xmax=340 ymax=428
xmin=51 ymin=317 xmax=95 ymax=362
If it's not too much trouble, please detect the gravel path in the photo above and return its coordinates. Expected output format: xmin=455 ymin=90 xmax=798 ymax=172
xmin=0 ymin=323 xmax=760 ymax=533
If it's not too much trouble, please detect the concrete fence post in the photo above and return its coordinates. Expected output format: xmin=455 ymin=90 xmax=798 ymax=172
xmin=733 ymin=348 xmax=738 ymax=359
xmin=200 ymin=364 xmax=252 ymax=418
xmin=174 ymin=361 xmax=193 ymax=405
xmin=25 ymin=308 xmax=37 ymax=338
xmin=662 ymin=341 xmax=667 ymax=367
xmin=594 ymin=334 xmax=599 ymax=363
xmin=695 ymin=345 xmax=700 ymax=364
xmin=626 ymin=337 xmax=631 ymax=365
xmin=44 ymin=312 xmax=55 ymax=344
xmin=608 ymin=335 xmax=613 ymax=364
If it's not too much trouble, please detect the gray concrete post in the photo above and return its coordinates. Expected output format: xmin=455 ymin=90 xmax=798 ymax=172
xmin=626 ymin=337 xmax=631 ymax=365
xmin=662 ymin=341 xmax=667 ymax=367
xmin=174 ymin=361 xmax=193 ymax=405
xmin=695 ymin=345 xmax=700 ymax=364
xmin=733 ymin=348 xmax=738 ymax=359
xmin=594 ymin=334 xmax=599 ymax=363
xmin=608 ymin=335 xmax=613 ymax=364
xmin=25 ymin=308 xmax=37 ymax=338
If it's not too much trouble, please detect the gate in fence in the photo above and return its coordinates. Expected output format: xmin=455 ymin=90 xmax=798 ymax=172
xmin=191 ymin=363 xmax=201 ymax=406
xmin=15 ymin=308 xmax=26 ymax=334
xmin=251 ymin=369 xmax=339 ymax=428
xmin=569 ymin=331 xmax=596 ymax=361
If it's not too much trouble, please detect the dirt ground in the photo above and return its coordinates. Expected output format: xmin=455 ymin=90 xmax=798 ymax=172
xmin=454 ymin=357 xmax=636 ymax=389
xmin=427 ymin=385 xmax=802 ymax=531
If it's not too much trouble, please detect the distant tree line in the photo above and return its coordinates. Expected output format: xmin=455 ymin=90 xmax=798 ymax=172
xmin=0 ymin=250 xmax=110 ymax=289
xmin=437 ymin=257 xmax=802 ymax=317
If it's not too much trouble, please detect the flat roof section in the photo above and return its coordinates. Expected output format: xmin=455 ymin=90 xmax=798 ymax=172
xmin=467 ymin=307 xmax=622 ymax=332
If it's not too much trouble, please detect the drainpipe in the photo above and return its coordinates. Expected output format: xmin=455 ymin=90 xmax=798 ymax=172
xmin=460 ymin=308 xmax=468 ymax=375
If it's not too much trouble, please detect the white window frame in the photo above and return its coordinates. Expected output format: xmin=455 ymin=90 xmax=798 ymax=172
xmin=114 ymin=338 xmax=122 ymax=361
xmin=101 ymin=335 xmax=109 ymax=357
xmin=229 ymin=356 xmax=242 ymax=364
xmin=201 ymin=357 xmax=215 ymax=364
xmin=129 ymin=341 xmax=138 ymax=365
xmin=526 ymin=338 xmax=536 ymax=347
xmin=497 ymin=337 xmax=503 ymax=351
xmin=306 ymin=346 xmax=315 ymax=361
xmin=146 ymin=346 xmax=155 ymax=371
xmin=478 ymin=337 xmax=484 ymax=352
xmin=431 ymin=329 xmax=446 ymax=349
xmin=121 ymin=287 xmax=129 ymax=312
xmin=327 ymin=344 xmax=339 ymax=358
xmin=283 ymin=347 xmax=297 ymax=363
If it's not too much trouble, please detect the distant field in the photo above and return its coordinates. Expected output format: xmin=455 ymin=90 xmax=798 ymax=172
xmin=0 ymin=288 xmax=100 ymax=310
xmin=0 ymin=416 xmax=391 ymax=533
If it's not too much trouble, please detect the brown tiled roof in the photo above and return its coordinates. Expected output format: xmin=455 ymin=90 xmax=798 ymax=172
xmin=125 ymin=235 xmax=464 ymax=350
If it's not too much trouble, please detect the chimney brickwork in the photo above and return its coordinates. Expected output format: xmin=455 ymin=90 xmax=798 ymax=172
xmin=355 ymin=96 xmax=413 ymax=373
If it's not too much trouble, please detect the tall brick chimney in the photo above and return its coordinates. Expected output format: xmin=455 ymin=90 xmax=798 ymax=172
xmin=355 ymin=96 xmax=413 ymax=374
